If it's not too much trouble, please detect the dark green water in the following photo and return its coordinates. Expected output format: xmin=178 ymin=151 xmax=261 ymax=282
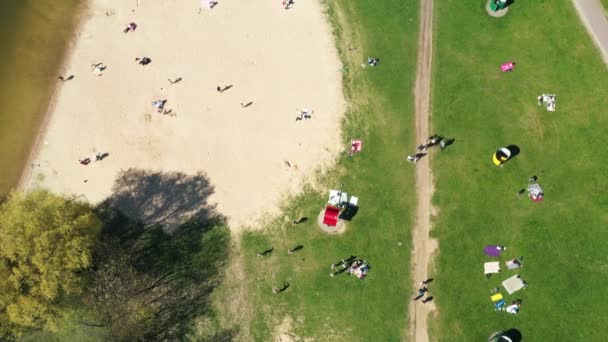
xmin=0 ymin=0 xmax=81 ymax=194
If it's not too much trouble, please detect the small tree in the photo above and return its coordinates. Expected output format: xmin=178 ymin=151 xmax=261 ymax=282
xmin=0 ymin=190 xmax=99 ymax=337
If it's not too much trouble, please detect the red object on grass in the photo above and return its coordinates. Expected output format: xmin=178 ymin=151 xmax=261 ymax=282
xmin=531 ymin=195 xmax=544 ymax=202
xmin=323 ymin=205 xmax=340 ymax=226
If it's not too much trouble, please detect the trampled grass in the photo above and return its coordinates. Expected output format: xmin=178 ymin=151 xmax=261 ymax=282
xmin=235 ymin=0 xmax=420 ymax=340
xmin=430 ymin=1 xmax=608 ymax=340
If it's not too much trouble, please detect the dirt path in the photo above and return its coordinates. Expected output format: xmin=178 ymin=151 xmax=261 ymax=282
xmin=571 ymin=0 xmax=608 ymax=65
xmin=407 ymin=0 xmax=438 ymax=341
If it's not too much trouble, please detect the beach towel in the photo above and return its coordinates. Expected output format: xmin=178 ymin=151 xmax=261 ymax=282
xmin=484 ymin=245 xmax=504 ymax=257
xmin=502 ymin=275 xmax=526 ymax=294
xmin=484 ymin=262 xmax=501 ymax=274
xmin=500 ymin=62 xmax=515 ymax=72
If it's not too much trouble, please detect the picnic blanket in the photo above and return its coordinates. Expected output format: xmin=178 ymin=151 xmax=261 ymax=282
xmin=484 ymin=262 xmax=501 ymax=275
xmin=328 ymin=190 xmax=347 ymax=206
xmin=537 ymin=94 xmax=556 ymax=112
xmin=491 ymin=293 xmax=506 ymax=311
xmin=502 ymin=275 xmax=526 ymax=294
xmin=349 ymin=139 xmax=363 ymax=155
xmin=484 ymin=245 xmax=504 ymax=257
xmin=506 ymin=259 xmax=522 ymax=270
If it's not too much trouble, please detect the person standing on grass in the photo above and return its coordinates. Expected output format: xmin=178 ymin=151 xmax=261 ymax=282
xmin=407 ymin=154 xmax=424 ymax=164
xmin=292 ymin=217 xmax=307 ymax=225
xmin=272 ymin=282 xmax=289 ymax=294
xmin=257 ymin=248 xmax=273 ymax=257
xmin=287 ymin=245 xmax=302 ymax=254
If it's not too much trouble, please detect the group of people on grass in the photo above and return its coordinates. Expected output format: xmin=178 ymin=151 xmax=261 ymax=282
xmin=330 ymin=257 xmax=369 ymax=279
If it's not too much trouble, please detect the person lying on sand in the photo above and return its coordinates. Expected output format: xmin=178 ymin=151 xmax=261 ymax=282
xmin=135 ymin=57 xmax=152 ymax=66
xmin=91 ymin=63 xmax=106 ymax=76
xmin=152 ymin=100 xmax=167 ymax=113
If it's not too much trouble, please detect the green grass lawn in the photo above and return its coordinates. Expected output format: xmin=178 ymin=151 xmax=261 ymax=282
xmin=235 ymin=0 xmax=420 ymax=340
xmin=430 ymin=1 xmax=608 ymax=340
xmin=601 ymin=0 xmax=608 ymax=13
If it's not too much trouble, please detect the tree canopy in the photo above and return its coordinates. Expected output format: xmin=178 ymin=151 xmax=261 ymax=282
xmin=0 ymin=190 xmax=99 ymax=337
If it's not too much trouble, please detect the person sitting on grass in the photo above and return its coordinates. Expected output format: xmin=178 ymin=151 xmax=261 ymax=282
xmin=362 ymin=57 xmax=380 ymax=68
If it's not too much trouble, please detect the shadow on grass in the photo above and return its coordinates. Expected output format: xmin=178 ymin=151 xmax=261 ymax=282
xmin=506 ymin=144 xmax=520 ymax=159
xmin=339 ymin=204 xmax=358 ymax=221
xmin=82 ymin=169 xmax=231 ymax=341
xmin=489 ymin=328 xmax=522 ymax=342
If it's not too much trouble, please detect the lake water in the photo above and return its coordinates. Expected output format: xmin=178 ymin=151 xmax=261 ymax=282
xmin=0 ymin=0 xmax=80 ymax=195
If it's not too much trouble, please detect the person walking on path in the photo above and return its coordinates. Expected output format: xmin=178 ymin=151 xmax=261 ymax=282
xmin=412 ymin=285 xmax=427 ymax=301
xmin=427 ymin=134 xmax=442 ymax=147
xmin=407 ymin=153 xmax=426 ymax=164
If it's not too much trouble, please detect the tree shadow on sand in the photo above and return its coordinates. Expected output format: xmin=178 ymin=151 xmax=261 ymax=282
xmin=100 ymin=168 xmax=218 ymax=234
xmin=82 ymin=169 xmax=232 ymax=341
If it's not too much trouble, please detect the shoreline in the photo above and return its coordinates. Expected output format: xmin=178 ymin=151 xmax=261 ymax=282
xmin=16 ymin=2 xmax=90 ymax=193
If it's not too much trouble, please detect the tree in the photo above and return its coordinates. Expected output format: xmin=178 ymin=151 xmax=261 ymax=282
xmin=0 ymin=190 xmax=100 ymax=337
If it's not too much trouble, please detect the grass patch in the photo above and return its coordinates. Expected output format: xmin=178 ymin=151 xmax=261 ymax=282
xmin=233 ymin=0 xmax=421 ymax=340
xmin=430 ymin=1 xmax=608 ymax=340
xmin=601 ymin=0 xmax=608 ymax=14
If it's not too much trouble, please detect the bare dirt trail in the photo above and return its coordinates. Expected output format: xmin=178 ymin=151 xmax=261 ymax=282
xmin=407 ymin=0 xmax=438 ymax=341
xmin=571 ymin=0 xmax=608 ymax=66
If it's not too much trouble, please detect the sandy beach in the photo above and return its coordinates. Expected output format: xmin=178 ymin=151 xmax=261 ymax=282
xmin=20 ymin=0 xmax=344 ymax=231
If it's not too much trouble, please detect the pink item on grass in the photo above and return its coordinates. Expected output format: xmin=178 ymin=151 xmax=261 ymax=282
xmin=500 ymin=62 xmax=515 ymax=72
xmin=349 ymin=139 xmax=363 ymax=155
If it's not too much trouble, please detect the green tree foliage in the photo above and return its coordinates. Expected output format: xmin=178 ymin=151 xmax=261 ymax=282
xmin=84 ymin=221 xmax=230 ymax=341
xmin=0 ymin=190 xmax=99 ymax=337
xmin=74 ymin=170 xmax=232 ymax=340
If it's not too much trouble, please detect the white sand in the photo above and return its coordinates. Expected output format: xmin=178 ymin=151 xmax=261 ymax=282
xmin=21 ymin=0 xmax=344 ymax=231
